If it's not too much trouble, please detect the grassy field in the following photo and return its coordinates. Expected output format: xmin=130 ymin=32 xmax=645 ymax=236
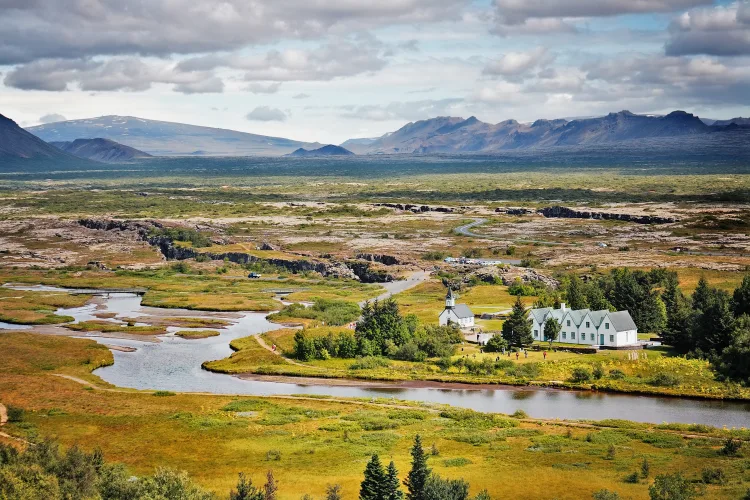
xmin=1 ymin=332 xmax=748 ymax=500
xmin=0 ymin=288 xmax=90 ymax=325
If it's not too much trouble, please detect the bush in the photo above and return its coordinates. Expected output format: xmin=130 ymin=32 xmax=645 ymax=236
xmin=721 ymin=438 xmax=742 ymax=456
xmin=483 ymin=335 xmax=507 ymax=353
xmin=592 ymin=365 xmax=604 ymax=380
xmin=608 ymin=369 xmax=626 ymax=380
xmin=349 ymin=356 xmax=391 ymax=370
xmin=648 ymin=372 xmax=681 ymax=387
xmin=570 ymin=367 xmax=593 ymax=383
xmin=649 ymin=473 xmax=699 ymax=500
xmin=510 ymin=410 xmax=528 ymax=419
xmin=701 ymin=467 xmax=726 ymax=485
xmin=593 ymin=490 xmax=621 ymax=500
xmin=266 ymin=450 xmax=282 ymax=461
xmin=153 ymin=391 xmax=176 ymax=397
xmin=624 ymin=471 xmax=640 ymax=484
xmin=423 ymin=251 xmax=448 ymax=261
xmin=6 ymin=405 xmax=24 ymax=423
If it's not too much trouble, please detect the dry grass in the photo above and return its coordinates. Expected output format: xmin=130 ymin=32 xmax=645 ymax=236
xmin=174 ymin=330 xmax=220 ymax=339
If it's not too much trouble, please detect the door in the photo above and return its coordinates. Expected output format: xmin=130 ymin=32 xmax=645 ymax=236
xmin=600 ymin=334 xmax=605 ymax=345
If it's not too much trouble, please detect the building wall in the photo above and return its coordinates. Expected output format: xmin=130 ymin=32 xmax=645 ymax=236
xmin=529 ymin=311 xmax=637 ymax=347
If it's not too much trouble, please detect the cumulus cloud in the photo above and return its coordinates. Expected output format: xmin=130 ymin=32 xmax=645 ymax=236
xmin=340 ymin=98 xmax=464 ymax=121
xmin=0 ymin=0 xmax=468 ymax=65
xmin=483 ymin=47 xmax=554 ymax=79
xmin=4 ymin=57 xmax=223 ymax=93
xmin=491 ymin=0 xmax=712 ymax=35
xmin=246 ymin=106 xmax=288 ymax=121
xmin=177 ymin=37 xmax=387 ymax=82
xmin=666 ymin=2 xmax=750 ymax=56
xmin=38 ymin=113 xmax=66 ymax=124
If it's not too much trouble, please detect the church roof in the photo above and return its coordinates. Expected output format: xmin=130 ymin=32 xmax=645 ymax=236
xmin=450 ymin=304 xmax=474 ymax=319
xmin=446 ymin=288 xmax=456 ymax=299
xmin=608 ymin=311 xmax=637 ymax=332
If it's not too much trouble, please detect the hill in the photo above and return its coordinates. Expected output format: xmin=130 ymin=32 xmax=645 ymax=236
xmin=28 ymin=115 xmax=321 ymax=156
xmin=50 ymin=138 xmax=152 ymax=163
xmin=286 ymin=144 xmax=354 ymax=157
xmin=353 ymin=110 xmax=734 ymax=154
xmin=0 ymin=113 xmax=82 ymax=164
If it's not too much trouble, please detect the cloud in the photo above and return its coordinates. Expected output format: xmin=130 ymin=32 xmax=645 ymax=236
xmin=38 ymin=113 xmax=66 ymax=124
xmin=246 ymin=82 xmax=282 ymax=94
xmin=483 ymin=47 xmax=554 ymax=79
xmin=490 ymin=0 xmax=712 ymax=35
xmin=4 ymin=57 xmax=223 ymax=93
xmin=666 ymin=2 xmax=750 ymax=56
xmin=293 ymin=93 xmax=311 ymax=99
xmin=340 ymin=98 xmax=464 ymax=121
xmin=246 ymin=106 xmax=288 ymax=121
xmin=177 ymin=37 xmax=387 ymax=82
xmin=0 ymin=0 xmax=469 ymax=65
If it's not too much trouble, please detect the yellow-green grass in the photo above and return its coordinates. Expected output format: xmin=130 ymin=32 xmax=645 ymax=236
xmin=162 ymin=317 xmax=231 ymax=328
xmin=207 ymin=328 xmax=750 ymax=401
xmin=64 ymin=320 xmax=167 ymax=336
xmin=1 ymin=331 xmax=748 ymax=500
xmin=0 ymin=288 xmax=90 ymax=325
xmin=174 ymin=329 xmax=221 ymax=339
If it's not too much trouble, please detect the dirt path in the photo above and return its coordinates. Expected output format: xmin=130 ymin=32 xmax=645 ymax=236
xmin=0 ymin=403 xmax=7 ymax=426
xmin=253 ymin=334 xmax=310 ymax=368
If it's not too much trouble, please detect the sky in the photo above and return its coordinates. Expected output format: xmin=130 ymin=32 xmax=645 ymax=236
xmin=1 ymin=0 xmax=749 ymax=144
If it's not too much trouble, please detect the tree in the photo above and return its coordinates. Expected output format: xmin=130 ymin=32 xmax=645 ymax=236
xmin=648 ymin=473 xmax=699 ymax=500
xmin=584 ymin=283 xmax=613 ymax=312
xmin=733 ymin=275 xmax=750 ymax=317
xmin=404 ymin=435 xmax=430 ymax=500
xmin=501 ymin=296 xmax=533 ymax=348
xmin=384 ymin=461 xmax=403 ymax=500
xmin=230 ymin=473 xmax=264 ymax=500
xmin=360 ymin=454 xmax=386 ymax=500
xmin=660 ymin=273 xmax=693 ymax=353
xmin=326 ymin=484 xmax=343 ymax=500
xmin=565 ymin=275 xmax=588 ymax=310
xmin=483 ymin=334 xmax=507 ymax=353
xmin=593 ymin=490 xmax=621 ymax=500
xmin=713 ymin=315 xmax=750 ymax=383
xmin=608 ymin=268 xmax=666 ymax=334
xmin=355 ymin=299 xmax=410 ymax=355
xmin=543 ymin=317 xmax=561 ymax=347
xmin=692 ymin=287 xmax=735 ymax=355
xmin=264 ymin=470 xmax=278 ymax=500
xmin=422 ymin=475 xmax=469 ymax=500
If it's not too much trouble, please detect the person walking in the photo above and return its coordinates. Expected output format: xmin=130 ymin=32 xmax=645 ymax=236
xmin=543 ymin=351 xmax=547 ymax=360
xmin=515 ymin=352 xmax=519 ymax=360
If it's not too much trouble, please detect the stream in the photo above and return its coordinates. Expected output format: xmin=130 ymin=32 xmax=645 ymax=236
xmin=3 ymin=285 xmax=749 ymax=427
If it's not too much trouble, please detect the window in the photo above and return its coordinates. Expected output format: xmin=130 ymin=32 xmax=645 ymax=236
xmin=534 ymin=329 xmax=538 ymax=337
xmin=562 ymin=333 xmax=567 ymax=340
xmin=586 ymin=321 xmax=590 ymax=328
xmin=567 ymin=320 xmax=571 ymax=326
xmin=609 ymin=335 xmax=614 ymax=342
xmin=571 ymin=332 xmax=576 ymax=339
xmin=591 ymin=333 xmax=595 ymax=341
xmin=605 ymin=322 xmax=609 ymax=329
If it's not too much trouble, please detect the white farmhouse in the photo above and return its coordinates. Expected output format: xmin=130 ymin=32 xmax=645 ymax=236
xmin=528 ymin=303 xmax=638 ymax=348
xmin=438 ymin=289 xmax=475 ymax=328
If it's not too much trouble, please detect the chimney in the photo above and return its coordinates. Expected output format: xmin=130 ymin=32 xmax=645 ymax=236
xmin=560 ymin=303 xmax=567 ymax=311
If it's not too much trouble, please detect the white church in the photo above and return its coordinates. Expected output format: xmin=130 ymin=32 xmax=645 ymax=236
xmin=438 ymin=288 xmax=475 ymax=328
xmin=528 ymin=303 xmax=639 ymax=348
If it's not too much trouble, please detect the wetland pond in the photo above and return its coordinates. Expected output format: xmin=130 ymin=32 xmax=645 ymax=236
xmin=4 ymin=286 xmax=749 ymax=427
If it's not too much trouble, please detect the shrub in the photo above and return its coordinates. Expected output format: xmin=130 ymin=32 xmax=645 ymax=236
xmin=608 ymin=369 xmax=626 ymax=380
xmin=624 ymin=471 xmax=640 ymax=484
xmin=641 ymin=458 xmax=650 ymax=478
xmin=648 ymin=372 xmax=681 ymax=387
xmin=483 ymin=335 xmax=508 ymax=353
xmin=266 ymin=450 xmax=281 ymax=461
xmin=592 ymin=365 xmax=604 ymax=380
xmin=443 ymin=457 xmax=472 ymax=467
xmin=349 ymin=356 xmax=391 ymax=370
xmin=510 ymin=409 xmax=528 ymax=419
xmin=6 ymin=405 xmax=24 ymax=423
xmin=570 ymin=367 xmax=593 ymax=383
xmin=721 ymin=438 xmax=743 ymax=456
xmin=153 ymin=391 xmax=176 ymax=397
xmin=593 ymin=490 xmax=621 ymax=500
xmin=701 ymin=467 xmax=726 ymax=485
xmin=649 ymin=473 xmax=699 ymax=500
xmin=422 ymin=251 xmax=448 ymax=261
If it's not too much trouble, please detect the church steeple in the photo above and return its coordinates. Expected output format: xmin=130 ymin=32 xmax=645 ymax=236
xmin=445 ymin=288 xmax=456 ymax=308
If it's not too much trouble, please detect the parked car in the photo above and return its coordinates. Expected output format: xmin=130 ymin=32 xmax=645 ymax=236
xmin=248 ymin=272 xmax=262 ymax=278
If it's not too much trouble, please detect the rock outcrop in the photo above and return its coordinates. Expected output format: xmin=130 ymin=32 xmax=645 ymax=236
xmin=472 ymin=265 xmax=559 ymax=289
xmin=355 ymin=253 xmax=401 ymax=266
xmin=539 ymin=206 xmax=676 ymax=224
xmin=374 ymin=203 xmax=455 ymax=213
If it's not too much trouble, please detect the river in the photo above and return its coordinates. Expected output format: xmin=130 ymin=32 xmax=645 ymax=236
xmin=3 ymin=286 xmax=749 ymax=427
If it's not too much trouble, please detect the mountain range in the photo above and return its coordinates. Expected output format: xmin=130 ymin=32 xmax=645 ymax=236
xmin=341 ymin=111 xmax=748 ymax=154
xmin=0 ymin=113 xmax=81 ymax=164
xmin=286 ymin=145 xmax=354 ymax=157
xmin=50 ymin=138 xmax=152 ymax=163
xmin=28 ymin=115 xmax=321 ymax=156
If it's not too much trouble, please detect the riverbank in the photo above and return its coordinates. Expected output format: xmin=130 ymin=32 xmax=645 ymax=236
xmin=203 ymin=328 xmax=750 ymax=402
xmin=1 ymin=331 xmax=749 ymax=500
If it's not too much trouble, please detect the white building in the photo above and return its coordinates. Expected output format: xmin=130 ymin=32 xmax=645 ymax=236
xmin=438 ymin=289 xmax=475 ymax=328
xmin=528 ymin=303 xmax=638 ymax=348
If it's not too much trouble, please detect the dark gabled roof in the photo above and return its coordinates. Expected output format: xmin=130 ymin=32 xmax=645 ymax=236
xmin=451 ymin=304 xmax=474 ymax=319
xmin=608 ymin=311 xmax=638 ymax=332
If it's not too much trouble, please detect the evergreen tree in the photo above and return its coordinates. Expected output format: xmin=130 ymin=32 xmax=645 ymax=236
xmin=384 ymin=461 xmax=403 ymax=500
xmin=405 ymin=435 xmax=430 ymax=500
xmin=360 ymin=454 xmax=386 ymax=500
xmin=584 ymin=283 xmax=613 ymax=311
xmin=608 ymin=268 xmax=666 ymax=334
xmin=230 ymin=473 xmax=264 ymax=500
xmin=355 ymin=299 xmax=409 ymax=355
xmin=660 ymin=274 xmax=694 ymax=353
xmin=543 ymin=317 xmax=560 ymax=347
xmin=692 ymin=277 xmax=712 ymax=313
xmin=713 ymin=315 xmax=750 ymax=383
xmin=263 ymin=470 xmax=278 ymax=500
xmin=565 ymin=275 xmax=588 ymax=310
xmin=692 ymin=287 xmax=735 ymax=356
xmin=733 ymin=275 xmax=750 ymax=318
xmin=422 ymin=475 xmax=470 ymax=500
xmin=501 ymin=296 xmax=533 ymax=347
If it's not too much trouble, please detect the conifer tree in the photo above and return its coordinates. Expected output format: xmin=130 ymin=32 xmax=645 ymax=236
xmin=230 ymin=473 xmax=264 ymax=500
xmin=385 ymin=461 xmax=403 ymax=500
xmin=565 ymin=275 xmax=588 ymax=310
xmin=263 ymin=470 xmax=278 ymax=500
xmin=405 ymin=435 xmax=430 ymax=500
xmin=360 ymin=454 xmax=386 ymax=500
xmin=326 ymin=484 xmax=343 ymax=500
xmin=501 ymin=296 xmax=533 ymax=347
xmin=733 ymin=275 xmax=750 ymax=318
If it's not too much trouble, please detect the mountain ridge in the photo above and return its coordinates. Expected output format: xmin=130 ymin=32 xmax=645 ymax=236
xmin=0 ymin=113 xmax=84 ymax=164
xmin=50 ymin=138 xmax=152 ymax=163
xmin=286 ymin=144 xmax=354 ymax=157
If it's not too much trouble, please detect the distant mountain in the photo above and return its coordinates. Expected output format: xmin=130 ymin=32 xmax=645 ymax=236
xmin=286 ymin=144 xmax=354 ymax=157
xmin=710 ymin=117 xmax=750 ymax=127
xmin=0 ymin=113 xmax=82 ymax=164
xmin=50 ymin=138 xmax=152 ymax=163
xmin=339 ymin=137 xmax=380 ymax=153
xmin=353 ymin=110 xmax=732 ymax=154
xmin=27 ymin=115 xmax=321 ymax=156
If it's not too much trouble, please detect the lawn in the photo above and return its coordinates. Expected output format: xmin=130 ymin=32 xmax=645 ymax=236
xmin=1 ymin=332 xmax=748 ymax=500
